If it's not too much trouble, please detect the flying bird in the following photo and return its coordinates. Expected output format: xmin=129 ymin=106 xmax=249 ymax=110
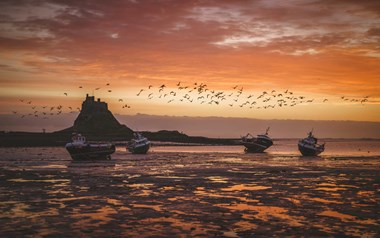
xmin=159 ymin=84 xmax=166 ymax=92
xmin=137 ymin=89 xmax=144 ymax=96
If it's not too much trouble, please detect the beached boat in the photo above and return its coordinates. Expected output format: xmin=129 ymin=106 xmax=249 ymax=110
xmin=127 ymin=132 xmax=150 ymax=154
xmin=298 ymin=131 xmax=325 ymax=156
xmin=65 ymin=133 xmax=115 ymax=160
xmin=242 ymin=127 xmax=273 ymax=153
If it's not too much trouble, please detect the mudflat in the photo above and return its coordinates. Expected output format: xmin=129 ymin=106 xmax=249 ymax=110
xmin=0 ymin=147 xmax=379 ymax=237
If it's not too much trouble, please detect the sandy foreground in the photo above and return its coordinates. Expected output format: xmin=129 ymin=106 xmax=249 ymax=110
xmin=0 ymin=147 xmax=379 ymax=237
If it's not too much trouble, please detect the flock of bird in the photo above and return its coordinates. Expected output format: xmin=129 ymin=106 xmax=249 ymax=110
xmin=13 ymin=82 xmax=132 ymax=120
xmin=13 ymin=99 xmax=81 ymax=119
xmin=12 ymin=81 xmax=371 ymax=120
xmin=134 ymin=82 xmax=371 ymax=110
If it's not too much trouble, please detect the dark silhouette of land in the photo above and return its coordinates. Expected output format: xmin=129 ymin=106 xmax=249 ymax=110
xmin=0 ymin=95 xmax=238 ymax=147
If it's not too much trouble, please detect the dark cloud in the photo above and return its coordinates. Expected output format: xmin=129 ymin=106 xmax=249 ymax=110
xmin=367 ymin=28 xmax=380 ymax=37
xmin=1 ymin=0 xmax=380 ymax=57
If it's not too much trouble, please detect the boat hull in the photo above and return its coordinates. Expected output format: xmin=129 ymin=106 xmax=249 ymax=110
xmin=66 ymin=144 xmax=115 ymax=160
xmin=128 ymin=143 xmax=150 ymax=154
xmin=243 ymin=141 xmax=272 ymax=153
xmin=298 ymin=144 xmax=323 ymax=156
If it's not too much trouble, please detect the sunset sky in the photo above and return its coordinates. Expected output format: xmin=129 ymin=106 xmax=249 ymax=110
xmin=1 ymin=0 xmax=380 ymax=129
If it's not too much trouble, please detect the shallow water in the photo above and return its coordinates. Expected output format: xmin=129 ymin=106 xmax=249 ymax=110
xmin=0 ymin=141 xmax=379 ymax=237
xmin=151 ymin=139 xmax=380 ymax=156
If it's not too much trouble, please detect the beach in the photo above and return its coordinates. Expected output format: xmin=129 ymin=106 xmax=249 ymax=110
xmin=0 ymin=140 xmax=379 ymax=237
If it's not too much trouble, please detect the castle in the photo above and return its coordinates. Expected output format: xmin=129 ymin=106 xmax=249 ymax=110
xmin=81 ymin=94 xmax=108 ymax=113
xmin=64 ymin=94 xmax=134 ymax=137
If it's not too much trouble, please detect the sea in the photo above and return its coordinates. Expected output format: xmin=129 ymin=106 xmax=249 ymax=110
xmin=0 ymin=139 xmax=379 ymax=237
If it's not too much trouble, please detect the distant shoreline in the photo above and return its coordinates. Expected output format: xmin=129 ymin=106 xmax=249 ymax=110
xmin=0 ymin=131 xmax=239 ymax=147
xmin=1 ymin=130 xmax=379 ymax=147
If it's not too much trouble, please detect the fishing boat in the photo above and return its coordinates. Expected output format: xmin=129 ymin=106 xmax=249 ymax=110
xmin=127 ymin=132 xmax=150 ymax=154
xmin=298 ymin=131 xmax=325 ymax=156
xmin=65 ymin=133 xmax=115 ymax=160
xmin=241 ymin=127 xmax=273 ymax=153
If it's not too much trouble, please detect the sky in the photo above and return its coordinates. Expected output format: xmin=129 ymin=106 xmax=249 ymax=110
xmin=1 ymin=0 xmax=380 ymax=133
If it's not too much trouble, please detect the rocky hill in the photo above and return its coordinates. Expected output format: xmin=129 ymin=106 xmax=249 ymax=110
xmin=58 ymin=94 xmax=134 ymax=139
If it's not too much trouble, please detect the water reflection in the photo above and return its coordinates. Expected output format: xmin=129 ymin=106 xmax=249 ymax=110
xmin=221 ymin=184 xmax=271 ymax=191
xmin=218 ymin=203 xmax=305 ymax=226
xmin=0 ymin=145 xmax=379 ymax=237
xmin=71 ymin=205 xmax=117 ymax=227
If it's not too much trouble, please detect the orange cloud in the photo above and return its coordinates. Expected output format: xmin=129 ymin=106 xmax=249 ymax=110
xmin=0 ymin=0 xmax=379 ymax=122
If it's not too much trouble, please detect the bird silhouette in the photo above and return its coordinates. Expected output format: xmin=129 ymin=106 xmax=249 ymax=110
xmin=159 ymin=84 xmax=166 ymax=92
xmin=137 ymin=89 xmax=144 ymax=96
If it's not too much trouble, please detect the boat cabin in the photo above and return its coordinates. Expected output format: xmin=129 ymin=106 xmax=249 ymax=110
xmin=71 ymin=133 xmax=86 ymax=143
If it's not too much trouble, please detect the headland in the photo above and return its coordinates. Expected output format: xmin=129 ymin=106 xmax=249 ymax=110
xmin=0 ymin=95 xmax=238 ymax=147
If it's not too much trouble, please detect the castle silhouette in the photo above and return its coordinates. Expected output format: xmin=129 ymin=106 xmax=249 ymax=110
xmin=62 ymin=94 xmax=134 ymax=137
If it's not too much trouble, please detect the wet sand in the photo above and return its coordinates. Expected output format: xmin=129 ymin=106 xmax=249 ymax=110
xmin=0 ymin=147 xmax=379 ymax=237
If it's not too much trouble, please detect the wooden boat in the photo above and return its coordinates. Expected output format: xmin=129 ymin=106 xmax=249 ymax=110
xmin=242 ymin=127 xmax=273 ymax=153
xmin=65 ymin=133 xmax=115 ymax=160
xmin=298 ymin=131 xmax=325 ymax=156
xmin=127 ymin=132 xmax=150 ymax=154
